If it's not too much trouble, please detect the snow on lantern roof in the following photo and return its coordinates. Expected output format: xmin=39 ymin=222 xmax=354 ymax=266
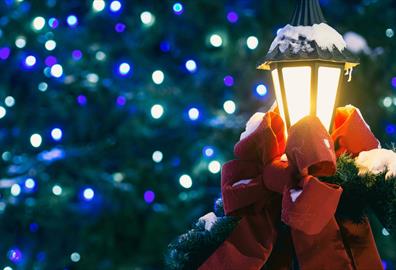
xmin=258 ymin=0 xmax=359 ymax=70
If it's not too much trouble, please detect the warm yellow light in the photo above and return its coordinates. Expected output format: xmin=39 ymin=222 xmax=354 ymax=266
xmin=282 ymin=66 xmax=311 ymax=126
xmin=271 ymin=69 xmax=287 ymax=126
xmin=316 ymin=67 xmax=341 ymax=130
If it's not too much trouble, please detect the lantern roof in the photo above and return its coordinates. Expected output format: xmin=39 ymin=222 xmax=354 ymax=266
xmin=258 ymin=0 xmax=359 ymax=70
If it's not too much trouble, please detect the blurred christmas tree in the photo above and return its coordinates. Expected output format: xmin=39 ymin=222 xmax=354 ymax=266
xmin=0 ymin=0 xmax=394 ymax=269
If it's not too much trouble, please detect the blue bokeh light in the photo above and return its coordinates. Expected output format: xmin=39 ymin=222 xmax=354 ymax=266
xmin=203 ymin=146 xmax=214 ymax=157
xmin=173 ymin=3 xmax=184 ymax=15
xmin=67 ymin=15 xmax=78 ymax=27
xmin=386 ymin=124 xmax=396 ymax=135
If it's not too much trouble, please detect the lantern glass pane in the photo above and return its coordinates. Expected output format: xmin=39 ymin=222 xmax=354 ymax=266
xmin=271 ymin=69 xmax=287 ymax=124
xmin=282 ymin=66 xmax=311 ymax=126
xmin=317 ymin=66 xmax=341 ymax=131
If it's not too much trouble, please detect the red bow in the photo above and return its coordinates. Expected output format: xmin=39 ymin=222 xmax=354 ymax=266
xmin=199 ymin=106 xmax=382 ymax=270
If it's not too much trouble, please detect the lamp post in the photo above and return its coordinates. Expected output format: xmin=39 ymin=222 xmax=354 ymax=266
xmin=258 ymin=0 xmax=359 ymax=132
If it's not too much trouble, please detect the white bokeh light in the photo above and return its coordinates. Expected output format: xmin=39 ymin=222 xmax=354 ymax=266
xmin=45 ymin=40 xmax=56 ymax=51
xmin=25 ymin=55 xmax=37 ymax=67
xmin=5 ymin=96 xmax=15 ymax=107
xmin=32 ymin=16 xmax=46 ymax=31
xmin=152 ymin=151 xmax=163 ymax=163
xmin=0 ymin=106 xmax=6 ymax=119
xmin=185 ymin=60 xmax=197 ymax=72
xmin=25 ymin=178 xmax=36 ymax=189
xmin=208 ymin=160 xmax=221 ymax=174
xmin=52 ymin=185 xmax=63 ymax=196
xmin=50 ymin=64 xmax=63 ymax=78
xmin=179 ymin=174 xmax=192 ymax=189
xmin=119 ymin=63 xmax=131 ymax=75
xmin=210 ymin=34 xmax=223 ymax=47
xmin=256 ymin=84 xmax=268 ymax=96
xmin=70 ymin=252 xmax=81 ymax=262
xmin=151 ymin=104 xmax=164 ymax=119
xmin=51 ymin=128 xmax=63 ymax=141
xmin=110 ymin=1 xmax=122 ymax=12
xmin=223 ymin=100 xmax=236 ymax=114
xmin=140 ymin=11 xmax=155 ymax=26
xmin=30 ymin=133 xmax=42 ymax=148
xmin=15 ymin=36 xmax=26 ymax=48
xmin=83 ymin=188 xmax=95 ymax=200
xmin=152 ymin=70 xmax=164 ymax=84
xmin=246 ymin=36 xmax=259 ymax=50
xmin=188 ymin=108 xmax=199 ymax=120
xmin=92 ymin=0 xmax=106 ymax=12
xmin=11 ymin=184 xmax=21 ymax=196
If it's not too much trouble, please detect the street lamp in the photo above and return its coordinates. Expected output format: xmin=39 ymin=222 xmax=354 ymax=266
xmin=258 ymin=0 xmax=359 ymax=132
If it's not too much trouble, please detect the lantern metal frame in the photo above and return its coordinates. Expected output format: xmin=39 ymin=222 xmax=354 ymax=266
xmin=258 ymin=0 xmax=359 ymax=132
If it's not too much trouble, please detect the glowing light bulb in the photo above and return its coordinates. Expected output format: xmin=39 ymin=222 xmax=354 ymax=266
xmin=179 ymin=174 xmax=192 ymax=189
xmin=188 ymin=107 xmax=199 ymax=120
xmin=152 ymin=151 xmax=163 ymax=163
xmin=50 ymin=64 xmax=63 ymax=78
xmin=140 ymin=11 xmax=155 ymax=26
xmin=52 ymin=185 xmax=62 ymax=195
xmin=152 ymin=70 xmax=164 ymax=84
xmin=92 ymin=0 xmax=106 ymax=12
xmin=151 ymin=104 xmax=164 ymax=119
xmin=45 ymin=40 xmax=56 ymax=51
xmin=246 ymin=36 xmax=259 ymax=50
xmin=32 ymin=16 xmax=46 ymax=30
xmin=185 ymin=60 xmax=197 ymax=72
xmin=223 ymin=100 xmax=236 ymax=114
xmin=210 ymin=34 xmax=223 ymax=47
xmin=30 ymin=134 xmax=42 ymax=148
xmin=208 ymin=160 xmax=221 ymax=174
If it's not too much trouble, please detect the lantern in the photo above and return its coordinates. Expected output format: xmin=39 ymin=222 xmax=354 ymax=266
xmin=258 ymin=0 xmax=359 ymax=132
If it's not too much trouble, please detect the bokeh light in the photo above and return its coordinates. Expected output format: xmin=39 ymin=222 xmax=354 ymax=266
xmin=32 ymin=16 xmax=45 ymax=31
xmin=52 ymin=185 xmax=63 ymax=196
xmin=179 ymin=174 xmax=192 ymax=189
xmin=24 ymin=178 xmax=36 ymax=189
xmin=140 ymin=11 xmax=155 ymax=26
xmin=0 ymin=106 xmax=7 ymax=119
xmin=67 ymin=15 xmax=78 ymax=27
xmin=5 ymin=96 xmax=15 ymax=107
xmin=92 ymin=0 xmax=106 ymax=12
xmin=70 ymin=252 xmax=81 ymax=262
xmin=227 ymin=11 xmax=239 ymax=23
xmin=152 ymin=151 xmax=163 ymax=163
xmin=24 ymin=55 xmax=37 ymax=67
xmin=51 ymin=128 xmax=63 ymax=141
xmin=188 ymin=107 xmax=200 ymax=120
xmin=210 ymin=34 xmax=223 ymax=47
xmin=30 ymin=134 xmax=42 ymax=148
xmin=110 ymin=1 xmax=122 ymax=12
xmin=151 ymin=104 xmax=164 ymax=119
xmin=185 ymin=60 xmax=197 ymax=72
xmin=152 ymin=70 xmax=164 ymax=84
xmin=144 ymin=190 xmax=155 ymax=204
xmin=223 ymin=100 xmax=236 ymax=114
xmin=83 ymin=188 xmax=95 ymax=201
xmin=256 ymin=84 xmax=268 ymax=96
xmin=208 ymin=160 xmax=221 ymax=174
xmin=50 ymin=64 xmax=63 ymax=78
xmin=15 ymin=36 xmax=26 ymax=48
xmin=173 ymin=3 xmax=184 ymax=15
xmin=224 ymin=75 xmax=234 ymax=86
xmin=45 ymin=40 xmax=56 ymax=51
xmin=203 ymin=146 xmax=214 ymax=157
xmin=246 ymin=36 xmax=259 ymax=50
xmin=11 ymin=184 xmax=21 ymax=196
xmin=118 ymin=62 xmax=131 ymax=75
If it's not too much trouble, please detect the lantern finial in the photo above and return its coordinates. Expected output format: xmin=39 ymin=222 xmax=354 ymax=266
xmin=291 ymin=0 xmax=326 ymax=26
